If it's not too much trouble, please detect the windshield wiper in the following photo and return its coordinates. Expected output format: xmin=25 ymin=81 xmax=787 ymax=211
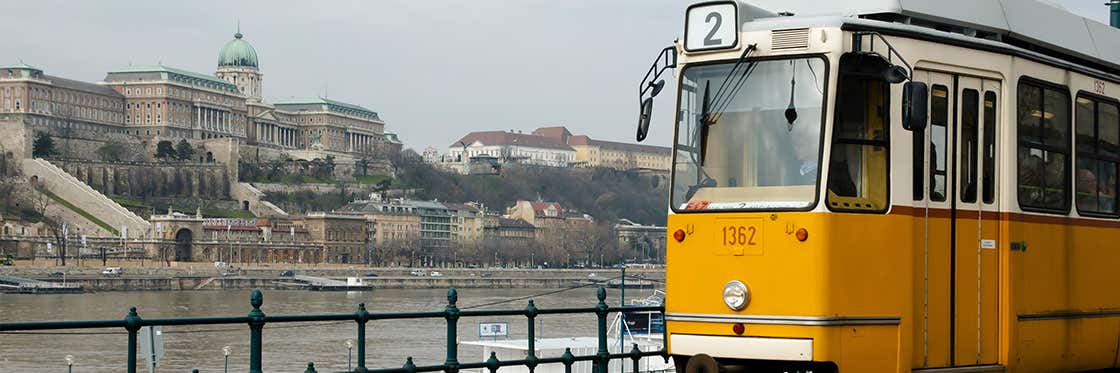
xmin=706 ymin=44 xmax=758 ymax=125
xmin=684 ymin=44 xmax=757 ymax=201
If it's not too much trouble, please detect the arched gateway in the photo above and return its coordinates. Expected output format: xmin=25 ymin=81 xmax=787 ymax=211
xmin=174 ymin=228 xmax=193 ymax=262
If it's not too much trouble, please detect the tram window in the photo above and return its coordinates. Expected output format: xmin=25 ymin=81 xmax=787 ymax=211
xmin=1017 ymin=80 xmax=1070 ymax=212
xmin=1074 ymin=95 xmax=1119 ymax=216
xmin=827 ymin=75 xmax=889 ymax=212
xmin=983 ymin=92 xmax=997 ymax=204
xmin=930 ymin=85 xmax=949 ymax=202
xmin=961 ymin=89 xmax=980 ymax=203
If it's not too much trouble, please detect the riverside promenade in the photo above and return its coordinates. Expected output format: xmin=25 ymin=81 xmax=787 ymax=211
xmin=0 ymin=264 xmax=664 ymax=291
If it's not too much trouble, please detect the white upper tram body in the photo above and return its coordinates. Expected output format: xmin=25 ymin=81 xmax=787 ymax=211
xmin=642 ymin=0 xmax=1120 ymax=215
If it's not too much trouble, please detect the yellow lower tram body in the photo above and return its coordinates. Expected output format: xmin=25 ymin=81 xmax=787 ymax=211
xmin=664 ymin=210 xmax=1120 ymax=373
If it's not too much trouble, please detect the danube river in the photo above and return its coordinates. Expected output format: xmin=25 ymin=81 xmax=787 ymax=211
xmin=0 ymin=287 xmax=651 ymax=372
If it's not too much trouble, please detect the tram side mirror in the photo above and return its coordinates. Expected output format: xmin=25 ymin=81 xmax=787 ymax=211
xmin=637 ymin=97 xmax=654 ymax=142
xmin=650 ymin=79 xmax=666 ymax=98
xmin=902 ymin=81 xmax=928 ymax=131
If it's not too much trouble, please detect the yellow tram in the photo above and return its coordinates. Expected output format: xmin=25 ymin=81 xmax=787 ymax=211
xmin=636 ymin=1 xmax=1120 ymax=372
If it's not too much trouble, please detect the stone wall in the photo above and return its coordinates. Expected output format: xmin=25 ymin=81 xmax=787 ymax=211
xmin=20 ymin=158 xmax=151 ymax=237
xmin=50 ymin=159 xmax=229 ymax=199
xmin=1 ymin=114 xmax=148 ymax=161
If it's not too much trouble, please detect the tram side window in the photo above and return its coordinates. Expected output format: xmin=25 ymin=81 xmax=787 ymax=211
xmin=1017 ymin=81 xmax=1070 ymax=212
xmin=1074 ymin=95 xmax=1119 ymax=215
xmin=930 ymin=85 xmax=949 ymax=202
xmin=961 ymin=89 xmax=980 ymax=203
xmin=983 ymin=92 xmax=997 ymax=204
xmin=827 ymin=75 xmax=889 ymax=211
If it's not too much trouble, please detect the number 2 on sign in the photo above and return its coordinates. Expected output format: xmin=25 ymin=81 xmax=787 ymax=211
xmin=722 ymin=226 xmax=757 ymax=246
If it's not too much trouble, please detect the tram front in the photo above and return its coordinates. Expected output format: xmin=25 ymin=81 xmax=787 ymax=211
xmin=638 ymin=1 xmax=926 ymax=372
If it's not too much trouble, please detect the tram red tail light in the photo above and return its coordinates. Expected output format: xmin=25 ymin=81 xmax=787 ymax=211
xmin=673 ymin=229 xmax=686 ymax=242
xmin=795 ymin=228 xmax=809 ymax=242
xmin=732 ymin=323 xmax=745 ymax=335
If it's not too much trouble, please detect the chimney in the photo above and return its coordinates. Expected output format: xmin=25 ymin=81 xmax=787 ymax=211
xmin=1113 ymin=0 xmax=1120 ymax=29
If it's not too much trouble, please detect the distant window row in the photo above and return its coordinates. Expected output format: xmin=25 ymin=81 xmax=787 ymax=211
xmin=1017 ymin=78 xmax=1120 ymax=217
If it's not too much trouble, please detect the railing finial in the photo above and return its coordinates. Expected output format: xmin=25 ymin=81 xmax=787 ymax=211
xmin=447 ymin=288 xmax=458 ymax=305
xmin=250 ymin=289 xmax=263 ymax=309
xmin=596 ymin=286 xmax=606 ymax=302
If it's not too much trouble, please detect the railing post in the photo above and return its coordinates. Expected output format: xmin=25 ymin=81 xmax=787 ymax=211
xmin=485 ymin=351 xmax=500 ymax=373
xmin=123 ymin=306 xmax=141 ymax=373
xmin=525 ymin=299 xmax=539 ymax=373
xmin=593 ymin=287 xmax=608 ymax=373
xmin=403 ymin=356 xmax=417 ymax=373
xmin=630 ymin=343 xmax=641 ymax=373
xmin=561 ymin=348 xmax=575 ymax=373
xmin=444 ymin=288 xmax=460 ymax=373
xmin=247 ymin=289 xmax=265 ymax=373
xmin=356 ymin=302 xmax=370 ymax=373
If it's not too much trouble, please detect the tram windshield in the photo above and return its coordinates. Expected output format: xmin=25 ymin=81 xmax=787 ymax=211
xmin=672 ymin=57 xmax=827 ymax=211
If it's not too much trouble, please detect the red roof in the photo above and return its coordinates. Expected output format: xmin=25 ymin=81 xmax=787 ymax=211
xmin=453 ymin=131 xmax=573 ymax=151
xmin=529 ymin=202 xmax=563 ymax=216
xmin=531 ymin=126 xmax=572 ymax=141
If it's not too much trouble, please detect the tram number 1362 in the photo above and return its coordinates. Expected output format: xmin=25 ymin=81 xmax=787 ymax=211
xmin=721 ymin=225 xmax=758 ymax=246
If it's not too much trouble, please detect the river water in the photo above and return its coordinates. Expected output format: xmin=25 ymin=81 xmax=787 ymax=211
xmin=0 ymin=288 xmax=653 ymax=372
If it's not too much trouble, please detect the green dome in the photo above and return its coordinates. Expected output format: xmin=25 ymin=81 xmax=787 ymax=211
xmin=218 ymin=32 xmax=258 ymax=68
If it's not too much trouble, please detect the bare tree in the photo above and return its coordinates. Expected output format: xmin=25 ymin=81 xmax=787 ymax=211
xmin=30 ymin=186 xmax=68 ymax=265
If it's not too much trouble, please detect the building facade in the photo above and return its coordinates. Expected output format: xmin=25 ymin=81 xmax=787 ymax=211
xmin=302 ymin=212 xmax=367 ymax=264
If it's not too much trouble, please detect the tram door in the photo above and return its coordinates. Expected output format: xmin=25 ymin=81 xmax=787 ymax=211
xmin=952 ymin=76 xmax=1000 ymax=366
xmin=912 ymin=70 xmax=1001 ymax=368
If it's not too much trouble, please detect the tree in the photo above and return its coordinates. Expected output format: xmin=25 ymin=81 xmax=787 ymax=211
xmin=97 ymin=142 xmax=126 ymax=162
xmin=32 ymin=132 xmax=56 ymax=158
xmin=355 ymin=158 xmax=370 ymax=177
xmin=154 ymin=140 xmax=176 ymax=160
xmin=174 ymin=140 xmax=195 ymax=161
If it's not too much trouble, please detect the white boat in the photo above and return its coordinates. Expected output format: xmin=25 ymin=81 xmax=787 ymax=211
xmin=462 ymin=291 xmax=673 ymax=373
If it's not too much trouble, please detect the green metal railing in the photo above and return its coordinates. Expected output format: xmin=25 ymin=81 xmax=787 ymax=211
xmin=0 ymin=286 xmax=666 ymax=373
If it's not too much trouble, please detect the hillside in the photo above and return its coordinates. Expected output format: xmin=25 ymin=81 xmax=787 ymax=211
xmin=391 ymin=152 xmax=670 ymax=226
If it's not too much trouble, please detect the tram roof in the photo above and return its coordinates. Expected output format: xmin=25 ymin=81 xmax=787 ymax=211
xmin=735 ymin=0 xmax=1120 ymax=72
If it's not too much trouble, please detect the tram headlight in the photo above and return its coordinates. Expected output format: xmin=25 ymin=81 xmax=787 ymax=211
xmin=722 ymin=280 xmax=749 ymax=311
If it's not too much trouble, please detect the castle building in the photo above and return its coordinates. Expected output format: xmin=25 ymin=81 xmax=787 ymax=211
xmin=448 ymin=126 xmax=670 ymax=172
xmin=0 ymin=29 xmax=400 ymax=158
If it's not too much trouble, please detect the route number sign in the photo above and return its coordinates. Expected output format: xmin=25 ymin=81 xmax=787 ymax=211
xmin=686 ymin=2 xmax=738 ymax=52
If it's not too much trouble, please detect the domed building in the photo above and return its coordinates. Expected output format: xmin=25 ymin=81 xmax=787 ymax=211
xmin=2 ymin=27 xmax=399 ymax=163
xmin=215 ymin=30 xmax=263 ymax=101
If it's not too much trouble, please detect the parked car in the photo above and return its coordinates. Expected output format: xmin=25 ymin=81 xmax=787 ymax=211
xmin=279 ymin=270 xmax=295 ymax=277
xmin=47 ymin=271 xmax=64 ymax=278
xmin=410 ymin=269 xmax=428 ymax=277
xmin=363 ymin=272 xmax=378 ymax=277
xmin=102 ymin=267 xmax=123 ymax=276
xmin=429 ymin=271 xmax=443 ymax=277
xmin=480 ymin=272 xmax=493 ymax=278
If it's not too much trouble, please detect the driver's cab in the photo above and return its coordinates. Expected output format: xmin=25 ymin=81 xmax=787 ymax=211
xmin=637 ymin=1 xmax=925 ymax=215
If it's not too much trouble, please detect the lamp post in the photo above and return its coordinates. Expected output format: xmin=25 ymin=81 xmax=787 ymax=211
xmin=223 ymin=345 xmax=231 ymax=373
xmin=345 ymin=339 xmax=354 ymax=371
xmin=65 ymin=355 xmax=74 ymax=373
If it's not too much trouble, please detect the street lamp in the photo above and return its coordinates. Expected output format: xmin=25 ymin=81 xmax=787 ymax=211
xmin=65 ymin=355 xmax=74 ymax=373
xmin=223 ymin=345 xmax=232 ymax=373
xmin=345 ymin=339 xmax=354 ymax=371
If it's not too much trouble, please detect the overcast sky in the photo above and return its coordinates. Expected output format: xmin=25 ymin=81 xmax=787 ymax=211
xmin=1 ymin=0 xmax=1111 ymax=152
